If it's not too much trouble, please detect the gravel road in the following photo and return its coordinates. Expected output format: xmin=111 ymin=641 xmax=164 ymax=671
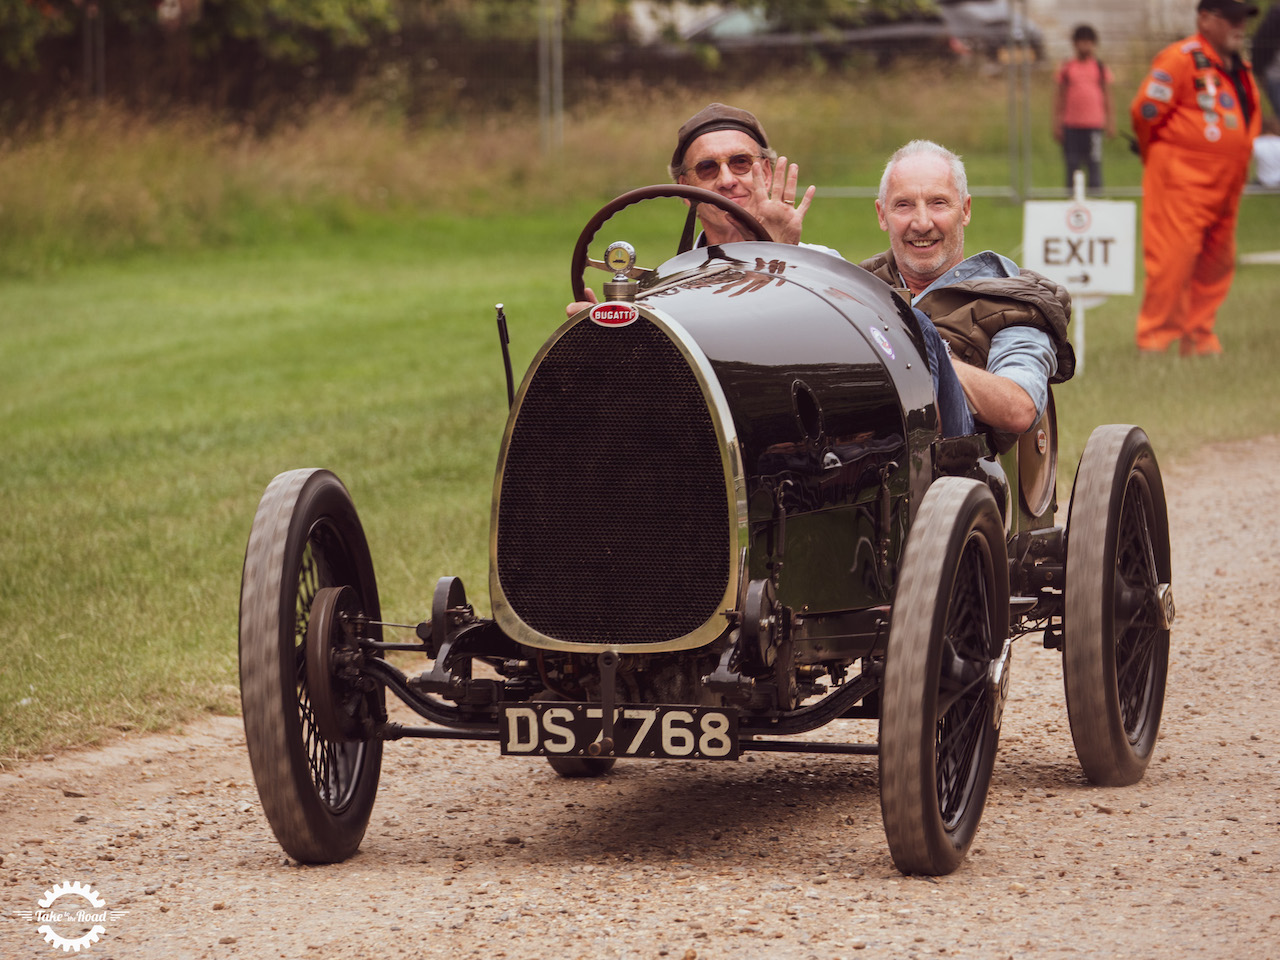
xmin=2 ymin=435 xmax=1278 ymax=960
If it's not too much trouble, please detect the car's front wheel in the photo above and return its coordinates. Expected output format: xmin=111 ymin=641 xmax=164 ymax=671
xmin=879 ymin=477 xmax=1009 ymax=876
xmin=239 ymin=469 xmax=384 ymax=863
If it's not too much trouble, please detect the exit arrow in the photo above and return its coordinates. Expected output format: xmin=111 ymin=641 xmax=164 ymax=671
xmin=1067 ymin=272 xmax=1091 ymax=285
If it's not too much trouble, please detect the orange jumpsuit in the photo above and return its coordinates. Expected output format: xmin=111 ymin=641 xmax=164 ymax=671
xmin=1131 ymin=34 xmax=1260 ymax=355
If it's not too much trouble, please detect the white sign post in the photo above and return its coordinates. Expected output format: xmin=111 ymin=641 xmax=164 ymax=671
xmin=1022 ymin=172 xmax=1136 ymax=373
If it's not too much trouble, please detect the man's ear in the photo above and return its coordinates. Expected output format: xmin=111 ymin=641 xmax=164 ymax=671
xmin=961 ymin=195 xmax=973 ymax=227
xmin=875 ymin=200 xmax=889 ymax=232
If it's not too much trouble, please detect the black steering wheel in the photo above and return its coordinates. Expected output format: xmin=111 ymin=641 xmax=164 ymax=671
xmin=570 ymin=184 xmax=773 ymax=303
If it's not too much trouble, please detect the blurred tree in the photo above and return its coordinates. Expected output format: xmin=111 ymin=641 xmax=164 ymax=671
xmin=191 ymin=0 xmax=397 ymax=62
xmin=0 ymin=0 xmax=398 ymax=70
xmin=0 ymin=2 xmax=57 ymax=70
xmin=1 ymin=1 xmax=182 ymax=69
xmin=1 ymin=0 xmax=940 ymax=71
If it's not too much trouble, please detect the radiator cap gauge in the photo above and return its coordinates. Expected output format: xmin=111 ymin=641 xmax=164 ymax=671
xmin=605 ymin=241 xmax=636 ymax=277
xmin=603 ymin=241 xmax=639 ymax=302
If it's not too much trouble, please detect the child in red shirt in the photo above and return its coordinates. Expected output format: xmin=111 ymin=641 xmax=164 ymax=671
xmin=1053 ymin=24 xmax=1116 ymax=191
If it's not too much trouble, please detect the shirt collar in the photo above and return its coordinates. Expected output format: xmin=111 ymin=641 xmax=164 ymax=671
xmin=910 ymin=250 xmax=1020 ymax=304
xmin=1194 ymin=33 xmax=1245 ymax=73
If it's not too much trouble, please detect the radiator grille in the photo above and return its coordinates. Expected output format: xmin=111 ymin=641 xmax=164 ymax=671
xmin=496 ymin=317 xmax=732 ymax=646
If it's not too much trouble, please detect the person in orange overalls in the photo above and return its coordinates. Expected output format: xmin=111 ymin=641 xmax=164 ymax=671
xmin=1131 ymin=0 xmax=1261 ymax=356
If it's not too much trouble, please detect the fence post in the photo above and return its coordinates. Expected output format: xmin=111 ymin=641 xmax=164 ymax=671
xmin=84 ymin=2 xmax=106 ymax=100
xmin=538 ymin=0 xmax=564 ymax=154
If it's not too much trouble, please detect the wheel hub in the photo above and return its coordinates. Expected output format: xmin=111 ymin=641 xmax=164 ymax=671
xmin=306 ymin=585 xmax=375 ymax=742
xmin=987 ymin=639 xmax=1013 ymax=731
xmin=1156 ymin=583 xmax=1175 ymax=630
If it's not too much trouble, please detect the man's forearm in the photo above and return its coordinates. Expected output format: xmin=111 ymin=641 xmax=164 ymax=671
xmin=950 ymin=360 xmax=1037 ymax=434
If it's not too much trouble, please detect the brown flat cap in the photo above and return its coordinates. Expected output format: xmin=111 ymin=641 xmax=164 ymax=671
xmin=671 ymin=103 xmax=770 ymax=171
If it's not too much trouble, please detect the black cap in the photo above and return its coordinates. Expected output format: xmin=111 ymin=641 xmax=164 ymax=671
xmin=1197 ymin=0 xmax=1259 ymax=18
xmin=671 ymin=103 xmax=770 ymax=171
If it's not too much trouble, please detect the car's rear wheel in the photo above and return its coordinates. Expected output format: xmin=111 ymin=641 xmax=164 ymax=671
xmin=239 ymin=468 xmax=384 ymax=863
xmin=546 ymin=756 xmax=616 ymax=778
xmin=537 ymin=692 xmax=617 ymax=778
xmin=880 ymin=477 xmax=1009 ymax=876
xmin=1064 ymin=425 xmax=1171 ymax=786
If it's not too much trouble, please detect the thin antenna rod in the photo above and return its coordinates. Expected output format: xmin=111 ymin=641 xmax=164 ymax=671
xmin=495 ymin=303 xmax=515 ymax=408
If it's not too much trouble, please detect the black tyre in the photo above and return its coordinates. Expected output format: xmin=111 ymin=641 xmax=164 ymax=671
xmin=546 ymin=756 xmax=616 ymax=778
xmin=1064 ymin=425 xmax=1171 ymax=786
xmin=880 ymin=478 xmax=1009 ymax=876
xmin=239 ymin=468 xmax=384 ymax=863
xmin=537 ymin=692 xmax=616 ymax=778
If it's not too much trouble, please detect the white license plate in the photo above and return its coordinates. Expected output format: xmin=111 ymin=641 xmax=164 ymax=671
xmin=499 ymin=702 xmax=739 ymax=760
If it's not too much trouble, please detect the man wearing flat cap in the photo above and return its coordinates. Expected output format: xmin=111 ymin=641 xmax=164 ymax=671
xmin=1130 ymin=0 xmax=1262 ymax=356
xmin=568 ymin=102 xmax=835 ymax=315
xmin=667 ymin=102 xmax=831 ymax=250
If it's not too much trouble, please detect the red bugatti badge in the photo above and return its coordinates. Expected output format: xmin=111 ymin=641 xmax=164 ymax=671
xmin=590 ymin=302 xmax=639 ymax=327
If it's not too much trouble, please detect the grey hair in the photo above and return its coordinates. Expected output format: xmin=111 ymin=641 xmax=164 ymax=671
xmin=669 ymin=145 xmax=779 ymax=182
xmin=877 ymin=140 xmax=968 ymax=206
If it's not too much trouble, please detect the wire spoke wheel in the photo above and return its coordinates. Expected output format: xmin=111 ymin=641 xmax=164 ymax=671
xmin=1064 ymin=425 xmax=1171 ymax=786
xmin=880 ymin=477 xmax=1008 ymax=876
xmin=240 ymin=469 xmax=384 ymax=863
xmin=935 ymin=543 xmax=995 ymax=830
xmin=1113 ymin=480 xmax=1165 ymax=740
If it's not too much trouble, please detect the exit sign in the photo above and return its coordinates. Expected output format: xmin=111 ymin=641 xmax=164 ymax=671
xmin=1022 ymin=199 xmax=1136 ymax=296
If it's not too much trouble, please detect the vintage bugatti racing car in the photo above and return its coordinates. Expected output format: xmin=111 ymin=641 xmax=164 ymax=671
xmin=238 ymin=186 xmax=1175 ymax=876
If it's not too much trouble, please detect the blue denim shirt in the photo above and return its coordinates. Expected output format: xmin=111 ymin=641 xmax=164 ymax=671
xmin=911 ymin=251 xmax=1058 ymax=422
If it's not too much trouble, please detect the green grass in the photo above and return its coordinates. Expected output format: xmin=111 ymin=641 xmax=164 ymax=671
xmin=2 ymin=69 xmax=1279 ymax=761
xmin=0 ymin=220 xmax=577 ymax=759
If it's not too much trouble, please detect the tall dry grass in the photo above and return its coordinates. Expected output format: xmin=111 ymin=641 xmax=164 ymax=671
xmin=0 ymin=66 xmax=1051 ymax=276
